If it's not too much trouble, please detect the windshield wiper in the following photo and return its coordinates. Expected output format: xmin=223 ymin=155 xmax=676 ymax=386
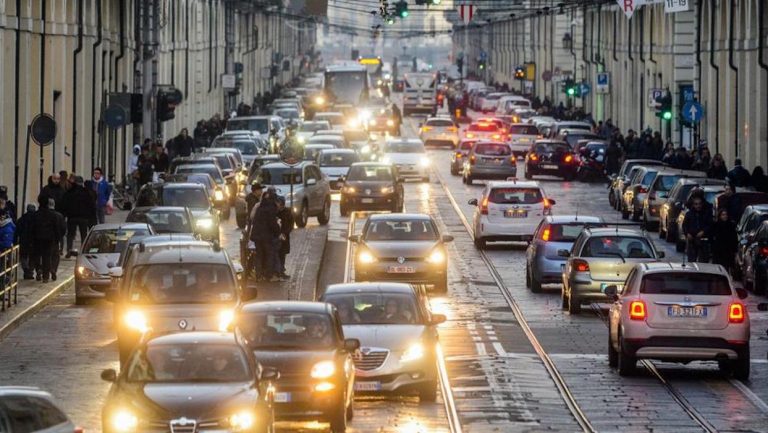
xmin=601 ymin=252 xmax=626 ymax=263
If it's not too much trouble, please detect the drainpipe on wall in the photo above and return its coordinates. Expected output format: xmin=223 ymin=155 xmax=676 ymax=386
xmin=759 ymin=0 xmax=768 ymax=160
xmin=709 ymin=0 xmax=720 ymax=154
xmin=728 ymin=0 xmax=739 ymax=157
xmin=91 ymin=0 xmax=103 ymax=169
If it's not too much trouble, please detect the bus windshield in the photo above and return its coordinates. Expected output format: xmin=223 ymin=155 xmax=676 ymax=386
xmin=325 ymin=71 xmax=368 ymax=105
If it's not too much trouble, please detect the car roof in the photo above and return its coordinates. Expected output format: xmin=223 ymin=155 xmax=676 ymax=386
xmin=323 ymin=282 xmax=417 ymax=295
xmin=134 ymin=245 xmax=229 ymax=265
xmin=325 ymin=64 xmax=366 ymax=72
xmin=146 ymin=331 xmax=240 ymax=347
xmin=321 ymin=148 xmax=356 ymax=154
xmin=654 ymin=169 xmax=706 ymax=176
xmin=154 ymin=182 xmax=207 ymax=190
xmin=133 ymin=234 xmax=198 ymax=245
xmin=546 ymin=215 xmax=604 ymax=224
xmin=0 ymin=387 xmax=58 ymax=399
xmin=240 ymin=301 xmax=332 ymax=314
xmin=350 ymin=162 xmax=392 ymax=168
xmin=486 ymin=180 xmax=542 ymax=189
xmin=637 ymin=262 xmax=728 ymax=275
xmin=534 ymin=139 xmax=569 ymax=145
xmin=91 ymin=222 xmax=151 ymax=231
xmin=130 ymin=206 xmax=189 ymax=213
xmin=385 ymin=137 xmax=423 ymax=144
xmin=261 ymin=161 xmax=311 ymax=169
xmin=367 ymin=213 xmax=431 ymax=221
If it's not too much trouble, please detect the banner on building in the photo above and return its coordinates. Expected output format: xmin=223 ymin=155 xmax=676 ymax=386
xmin=616 ymin=0 xmax=664 ymax=19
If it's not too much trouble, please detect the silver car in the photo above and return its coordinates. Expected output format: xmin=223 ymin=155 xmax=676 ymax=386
xmin=319 ymin=282 xmax=446 ymax=401
xmin=560 ymin=227 xmax=664 ymax=314
xmin=251 ymin=161 xmax=332 ymax=227
xmin=462 ymin=141 xmax=516 ymax=185
xmin=525 ymin=215 xmax=605 ymax=292
xmin=0 ymin=387 xmax=78 ymax=433
xmin=74 ymin=223 xmax=153 ymax=305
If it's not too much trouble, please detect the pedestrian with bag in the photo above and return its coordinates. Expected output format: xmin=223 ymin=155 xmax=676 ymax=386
xmin=61 ymin=176 xmax=97 ymax=257
xmin=30 ymin=194 xmax=62 ymax=283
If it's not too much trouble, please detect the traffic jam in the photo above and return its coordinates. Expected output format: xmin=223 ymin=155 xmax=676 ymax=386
xmin=5 ymin=43 xmax=768 ymax=433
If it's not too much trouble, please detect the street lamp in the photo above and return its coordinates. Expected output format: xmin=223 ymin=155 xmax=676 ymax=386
xmin=562 ymin=33 xmax=572 ymax=50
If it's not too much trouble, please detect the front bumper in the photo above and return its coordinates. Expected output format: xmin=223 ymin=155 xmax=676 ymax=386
xmin=341 ymin=194 xmax=397 ymax=211
xmin=272 ymin=376 xmax=345 ymax=421
xmin=355 ymin=261 xmax=446 ymax=285
xmin=354 ymin=352 xmax=437 ymax=394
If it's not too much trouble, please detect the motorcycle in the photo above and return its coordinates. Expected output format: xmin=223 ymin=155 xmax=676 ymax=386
xmin=576 ymin=147 xmax=607 ymax=182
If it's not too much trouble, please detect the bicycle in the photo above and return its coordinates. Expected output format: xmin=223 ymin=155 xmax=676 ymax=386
xmin=108 ymin=175 xmax=133 ymax=211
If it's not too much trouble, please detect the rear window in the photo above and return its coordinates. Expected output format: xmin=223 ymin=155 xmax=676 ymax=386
xmin=534 ymin=143 xmax=570 ymax=153
xmin=640 ymin=171 xmax=658 ymax=185
xmin=426 ymin=119 xmax=455 ymax=127
xmin=580 ymin=236 xmax=654 ymax=258
xmin=459 ymin=141 xmax=477 ymax=150
xmin=510 ymin=125 xmax=539 ymax=135
xmin=543 ymin=223 xmax=604 ymax=242
xmin=488 ymin=188 xmax=543 ymax=204
xmin=475 ymin=143 xmax=510 ymax=156
xmin=469 ymin=123 xmax=500 ymax=132
xmin=320 ymin=152 xmax=358 ymax=167
xmin=640 ymin=273 xmax=731 ymax=296
xmin=384 ymin=142 xmax=425 ymax=153
xmin=654 ymin=175 xmax=683 ymax=192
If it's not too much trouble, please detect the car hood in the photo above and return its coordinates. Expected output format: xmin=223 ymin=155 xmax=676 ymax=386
xmin=320 ymin=167 xmax=350 ymax=178
xmin=364 ymin=240 xmax=437 ymax=258
xmin=77 ymin=253 xmax=121 ymax=275
xmin=384 ymin=153 xmax=423 ymax=164
xmin=252 ymin=349 xmax=335 ymax=376
xmin=118 ymin=382 xmax=256 ymax=420
xmin=341 ymin=325 xmax=426 ymax=350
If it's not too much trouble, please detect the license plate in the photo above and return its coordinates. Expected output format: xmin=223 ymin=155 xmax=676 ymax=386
xmin=354 ymin=381 xmax=382 ymax=391
xmin=542 ymin=164 xmax=558 ymax=170
xmin=505 ymin=209 xmax=528 ymax=218
xmin=387 ymin=266 xmax=415 ymax=273
xmin=493 ymin=158 xmax=504 ymax=165
xmin=600 ymin=283 xmax=623 ymax=292
xmin=668 ymin=305 xmax=708 ymax=318
xmin=361 ymin=198 xmax=374 ymax=204
xmin=273 ymin=392 xmax=291 ymax=403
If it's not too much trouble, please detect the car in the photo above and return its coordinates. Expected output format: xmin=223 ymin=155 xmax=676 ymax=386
xmin=73 ymin=223 xmax=153 ymax=305
xmin=740 ymin=220 xmax=768 ymax=295
xmin=296 ymin=120 xmax=332 ymax=142
xmin=659 ymin=178 xmax=726 ymax=241
xmin=100 ymin=332 xmax=276 ymax=433
xmin=380 ymin=138 xmax=430 ymax=182
xmin=209 ymin=140 xmax=260 ymax=168
xmin=304 ymin=144 xmax=336 ymax=161
xmin=318 ymin=149 xmax=359 ymax=190
xmin=366 ymin=105 xmax=399 ymax=135
xmin=273 ymin=107 xmax=302 ymax=122
xmin=508 ymin=123 xmax=540 ymax=157
xmin=606 ymin=263 xmax=751 ymax=379
xmin=314 ymin=112 xmax=346 ymax=130
xmin=526 ymin=215 xmax=605 ymax=292
xmin=464 ymin=120 xmax=505 ymax=142
xmin=109 ymin=240 xmax=242 ymax=362
xmin=478 ymin=92 xmax=511 ymax=113
xmin=673 ymin=185 xmax=726 ymax=252
xmin=0 ymin=386 xmax=79 ymax=433
xmin=349 ymin=213 xmax=453 ymax=292
xmin=608 ymin=159 xmax=667 ymax=210
xmin=250 ymin=161 xmax=332 ymax=227
xmin=173 ymin=163 xmax=232 ymax=218
xmin=136 ymin=182 xmax=221 ymax=242
xmin=547 ymin=121 xmax=592 ymax=138
xmin=462 ymin=141 xmax=516 ymax=185
xmin=468 ymin=180 xmax=554 ymax=248
xmin=319 ymin=282 xmax=446 ymax=401
xmin=621 ymin=166 xmax=661 ymax=221
xmin=497 ymin=95 xmax=532 ymax=114
xmin=339 ymin=162 xmax=404 ymax=215
xmin=642 ymin=169 xmax=707 ymax=231
xmin=163 ymin=172 xmax=222 ymax=207
xmin=308 ymin=135 xmax=346 ymax=148
xmin=226 ymin=115 xmax=285 ymax=151
xmin=556 ymin=130 xmax=602 ymax=149
xmin=560 ymin=227 xmax=664 ymax=314
xmin=524 ymin=140 xmax=578 ymax=181
xmin=733 ymin=204 xmax=768 ymax=278
xmin=450 ymin=139 xmax=477 ymax=175
xmin=342 ymin=129 xmax=370 ymax=149
xmin=204 ymin=147 xmax=245 ymax=171
xmin=125 ymin=206 xmax=196 ymax=236
xmin=418 ymin=116 xmax=459 ymax=148
xmin=235 ymin=301 xmax=359 ymax=432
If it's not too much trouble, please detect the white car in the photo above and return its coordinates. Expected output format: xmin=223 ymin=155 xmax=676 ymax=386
xmin=468 ymin=180 xmax=554 ymax=249
xmin=508 ymin=123 xmax=541 ymax=157
xmin=478 ymin=92 xmax=511 ymax=113
xmin=314 ymin=112 xmax=346 ymax=130
xmin=381 ymin=138 xmax=430 ymax=182
xmin=497 ymin=95 xmax=531 ymax=114
xmin=606 ymin=262 xmax=753 ymax=380
xmin=318 ymin=148 xmax=359 ymax=190
xmin=0 ymin=387 xmax=79 ymax=433
xmin=419 ymin=116 xmax=459 ymax=148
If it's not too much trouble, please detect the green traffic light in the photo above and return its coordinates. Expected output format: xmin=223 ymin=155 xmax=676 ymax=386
xmin=400 ymin=9 xmax=409 ymax=17
xmin=662 ymin=111 xmax=673 ymax=120
xmin=567 ymin=88 xmax=575 ymax=96
xmin=432 ymin=0 xmax=442 ymax=4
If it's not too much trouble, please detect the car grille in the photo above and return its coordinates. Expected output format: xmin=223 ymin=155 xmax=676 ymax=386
xmin=170 ymin=418 xmax=197 ymax=433
xmin=356 ymin=349 xmax=389 ymax=371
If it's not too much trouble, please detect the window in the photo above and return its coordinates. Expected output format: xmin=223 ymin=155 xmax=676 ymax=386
xmin=131 ymin=210 xmax=192 ymax=234
xmin=320 ymin=152 xmax=358 ymax=167
xmin=226 ymin=118 xmax=269 ymax=134
xmin=426 ymin=119 xmax=455 ymax=127
xmin=127 ymin=344 xmax=250 ymax=383
xmin=509 ymin=125 xmax=539 ymax=135
xmin=546 ymin=223 xmax=604 ymax=242
xmin=468 ymin=123 xmax=499 ymax=132
xmin=82 ymin=228 xmax=150 ymax=254
xmin=162 ymin=188 xmax=209 ymax=209
xmin=580 ymin=236 xmax=654 ymax=259
xmin=175 ymin=165 xmax=224 ymax=183
xmin=475 ymin=143 xmax=511 ymax=156
xmin=324 ymin=292 xmax=422 ymax=325
xmin=640 ymin=273 xmax=731 ymax=296
xmin=299 ymin=121 xmax=331 ymax=132
xmin=239 ymin=312 xmax=337 ymax=348
xmin=346 ymin=165 xmax=393 ymax=181
xmin=654 ymin=175 xmax=684 ymax=192
xmin=640 ymin=171 xmax=658 ymax=186
xmin=488 ymin=188 xmax=543 ymax=204
xmin=363 ymin=219 xmax=437 ymax=241
xmin=128 ymin=264 xmax=236 ymax=304
xmin=459 ymin=140 xmax=477 ymax=150
xmin=257 ymin=167 xmax=303 ymax=185
xmin=533 ymin=142 xmax=569 ymax=154
xmin=0 ymin=396 xmax=67 ymax=433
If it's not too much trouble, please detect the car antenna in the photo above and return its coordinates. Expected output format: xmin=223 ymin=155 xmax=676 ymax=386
xmin=574 ymin=201 xmax=579 ymax=221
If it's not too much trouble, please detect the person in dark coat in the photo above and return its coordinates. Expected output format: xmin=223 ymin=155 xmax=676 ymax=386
xmin=47 ymin=198 xmax=66 ymax=281
xmin=605 ymin=141 xmax=622 ymax=175
xmin=245 ymin=182 xmax=264 ymax=216
xmin=708 ymin=208 xmax=739 ymax=273
xmin=173 ymin=128 xmax=195 ymax=157
xmin=0 ymin=186 xmax=17 ymax=223
xmin=707 ymin=153 xmax=728 ymax=179
xmin=248 ymin=190 xmax=280 ymax=281
xmin=30 ymin=194 xmax=63 ymax=283
xmin=727 ymin=158 xmax=752 ymax=187
xmin=717 ymin=184 xmax=743 ymax=223
xmin=154 ymin=143 xmax=170 ymax=174
xmin=136 ymin=146 xmax=155 ymax=188
xmin=61 ymin=176 xmax=97 ymax=256
xmin=41 ymin=173 xmax=65 ymax=209
xmin=15 ymin=204 xmax=36 ymax=279
xmin=682 ymin=196 xmax=713 ymax=262
xmin=276 ymin=196 xmax=294 ymax=280
xmin=751 ymin=166 xmax=768 ymax=193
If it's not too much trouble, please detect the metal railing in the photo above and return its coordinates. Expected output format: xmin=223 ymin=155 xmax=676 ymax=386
xmin=0 ymin=245 xmax=19 ymax=311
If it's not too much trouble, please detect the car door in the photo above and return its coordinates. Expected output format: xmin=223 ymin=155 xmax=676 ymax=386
xmin=306 ymin=166 xmax=323 ymax=213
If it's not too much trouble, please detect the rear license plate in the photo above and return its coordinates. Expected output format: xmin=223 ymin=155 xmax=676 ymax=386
xmin=354 ymin=381 xmax=382 ymax=391
xmin=542 ymin=164 xmax=559 ymax=170
xmin=361 ymin=198 xmax=374 ymax=204
xmin=667 ymin=305 xmax=708 ymax=318
xmin=273 ymin=392 xmax=291 ymax=403
xmin=492 ymin=158 xmax=504 ymax=165
xmin=600 ymin=283 xmax=623 ymax=292
xmin=387 ymin=266 xmax=415 ymax=273
xmin=505 ymin=209 xmax=528 ymax=218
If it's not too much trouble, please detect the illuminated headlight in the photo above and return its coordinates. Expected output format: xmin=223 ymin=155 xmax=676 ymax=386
xmin=111 ymin=409 xmax=139 ymax=432
xmin=361 ymin=145 xmax=372 ymax=154
xmin=377 ymin=79 xmax=383 ymax=86
xmin=344 ymin=186 xmax=356 ymax=194
xmin=369 ymin=119 xmax=378 ymax=126
xmin=386 ymin=119 xmax=395 ymax=127
xmin=358 ymin=250 xmax=377 ymax=264
xmin=348 ymin=118 xmax=361 ymax=128
xmin=380 ymin=186 xmax=393 ymax=194
xmin=77 ymin=266 xmax=98 ymax=278
xmin=311 ymin=360 xmax=336 ymax=378
xmin=124 ymin=311 xmax=149 ymax=333
xmin=218 ymin=309 xmax=235 ymax=332
xmin=196 ymin=218 xmax=214 ymax=229
xmin=314 ymin=96 xmax=325 ymax=105
xmin=297 ymin=136 xmax=306 ymax=144
xmin=359 ymin=109 xmax=372 ymax=121
xmin=400 ymin=343 xmax=425 ymax=363
xmin=381 ymin=156 xmax=391 ymax=164
xmin=419 ymin=157 xmax=430 ymax=167
xmin=384 ymin=73 xmax=392 ymax=80
xmin=228 ymin=411 xmax=255 ymax=431
xmin=214 ymin=190 xmax=225 ymax=201
xmin=368 ymin=133 xmax=378 ymax=141
xmin=426 ymin=249 xmax=445 ymax=264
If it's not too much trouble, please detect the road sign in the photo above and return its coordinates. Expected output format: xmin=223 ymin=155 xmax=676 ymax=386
xmin=648 ymin=88 xmax=664 ymax=108
xmin=580 ymin=82 xmax=591 ymax=96
xmin=596 ymin=72 xmax=610 ymax=94
xmin=680 ymin=84 xmax=695 ymax=103
xmin=682 ymin=101 xmax=704 ymax=124
xmin=103 ymin=104 xmax=128 ymax=129
xmin=221 ymin=74 xmax=236 ymax=89
xmin=458 ymin=3 xmax=475 ymax=24
xmin=30 ymin=114 xmax=56 ymax=146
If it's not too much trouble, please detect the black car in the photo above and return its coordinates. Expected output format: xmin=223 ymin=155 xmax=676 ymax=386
xmin=101 ymin=332 xmax=277 ymax=433
xmin=135 ymin=182 xmax=220 ymax=242
xmin=235 ymin=302 xmax=359 ymax=433
xmin=126 ymin=206 xmax=196 ymax=236
xmin=339 ymin=162 xmax=404 ymax=216
xmin=741 ymin=220 xmax=768 ymax=295
xmin=524 ymin=140 xmax=577 ymax=180
xmin=659 ymin=178 xmax=726 ymax=242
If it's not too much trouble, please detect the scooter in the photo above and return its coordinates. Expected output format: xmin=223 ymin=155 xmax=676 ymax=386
xmin=576 ymin=148 xmax=607 ymax=182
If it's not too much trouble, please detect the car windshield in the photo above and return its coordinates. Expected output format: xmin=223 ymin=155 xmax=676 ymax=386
xmin=510 ymin=125 xmax=538 ymax=135
xmin=161 ymin=188 xmax=209 ymax=209
xmin=488 ymin=188 xmax=543 ymax=204
xmin=581 ymin=236 xmax=654 ymax=258
xmin=384 ymin=142 xmax=425 ymax=153
xmin=324 ymin=293 xmax=421 ymax=325
xmin=655 ymin=175 xmax=684 ymax=192
xmin=227 ymin=118 xmax=270 ymax=134
xmin=469 ymin=123 xmax=499 ymax=132
xmin=364 ymin=219 xmax=437 ymax=241
xmin=275 ymin=109 xmax=299 ymax=119
xmin=343 ymin=130 xmax=369 ymax=142
xmin=239 ymin=312 xmax=336 ymax=349
xmin=640 ymin=273 xmax=732 ymax=296
xmin=304 ymin=146 xmax=331 ymax=160
xmin=640 ymin=171 xmax=658 ymax=186
xmin=128 ymin=264 xmax=236 ymax=304
xmin=82 ymin=228 xmax=150 ymax=254
xmin=459 ymin=141 xmax=477 ymax=151
xmin=127 ymin=344 xmax=250 ymax=383
xmin=426 ymin=119 xmax=454 ymax=127
xmin=347 ymin=165 xmax=393 ymax=181
xmin=299 ymin=122 xmax=330 ymax=132
xmin=212 ymin=155 xmax=233 ymax=171
xmin=220 ymin=140 xmax=258 ymax=155
xmin=128 ymin=210 xmax=192 ymax=233
xmin=545 ymin=223 xmax=604 ymax=242
xmin=175 ymin=165 xmax=224 ymax=183
xmin=475 ymin=143 xmax=511 ymax=156
xmin=257 ymin=167 xmax=303 ymax=185
xmin=321 ymin=152 xmax=358 ymax=167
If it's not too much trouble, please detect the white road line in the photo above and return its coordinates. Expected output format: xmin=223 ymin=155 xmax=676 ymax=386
xmin=730 ymin=379 xmax=768 ymax=414
xmin=475 ymin=342 xmax=487 ymax=356
xmin=492 ymin=342 xmax=507 ymax=356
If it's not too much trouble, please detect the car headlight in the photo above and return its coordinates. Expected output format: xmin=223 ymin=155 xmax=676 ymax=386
xmin=361 ymin=145 xmax=372 ymax=154
xmin=124 ymin=310 xmax=149 ymax=333
xmin=376 ymin=79 xmax=383 ymax=86
xmin=380 ymin=186 xmax=393 ymax=194
xmin=311 ymin=360 xmax=336 ymax=378
xmin=77 ymin=266 xmax=98 ymax=278
xmin=218 ymin=309 xmax=235 ymax=332
xmin=427 ymin=249 xmax=445 ymax=264
xmin=381 ymin=156 xmax=391 ymax=164
xmin=369 ymin=119 xmax=378 ymax=126
xmin=368 ymin=133 xmax=378 ymax=141
xmin=344 ymin=186 xmax=356 ymax=194
xmin=400 ymin=343 xmax=425 ymax=363
xmin=314 ymin=96 xmax=325 ymax=105
xmin=359 ymin=109 xmax=372 ymax=121
xmin=228 ymin=411 xmax=255 ymax=431
xmin=358 ymin=249 xmax=377 ymax=264
xmin=111 ymin=409 xmax=139 ymax=432
xmin=419 ymin=157 xmax=430 ymax=167
xmin=214 ymin=189 xmax=225 ymax=201
xmin=348 ymin=118 xmax=361 ymax=128
xmin=386 ymin=119 xmax=395 ymax=127
xmin=196 ymin=218 xmax=214 ymax=229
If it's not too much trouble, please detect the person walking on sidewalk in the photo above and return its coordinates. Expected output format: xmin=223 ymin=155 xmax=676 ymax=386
xmin=61 ymin=176 xmax=97 ymax=257
xmin=708 ymin=208 xmax=738 ymax=274
xmin=15 ymin=204 xmax=36 ymax=279
xmin=0 ymin=204 xmax=14 ymax=290
xmin=47 ymin=198 xmax=66 ymax=281
xmin=41 ymin=173 xmax=65 ymax=209
xmin=276 ymin=196 xmax=294 ymax=280
xmin=92 ymin=167 xmax=112 ymax=224
xmin=30 ymin=194 xmax=62 ymax=283
xmin=248 ymin=190 xmax=280 ymax=281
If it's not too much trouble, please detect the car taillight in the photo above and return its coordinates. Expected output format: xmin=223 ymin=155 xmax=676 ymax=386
xmin=541 ymin=226 xmax=551 ymax=241
xmin=480 ymin=196 xmax=489 ymax=215
xmin=729 ymin=303 xmax=745 ymax=323
xmin=422 ymin=126 xmax=432 ymax=132
xmin=455 ymin=152 xmax=463 ymax=158
xmin=543 ymin=198 xmax=552 ymax=215
xmin=492 ymin=134 xmax=501 ymax=140
xmin=466 ymin=133 xmax=475 ymax=138
xmin=530 ymin=154 xmax=539 ymax=161
xmin=759 ymin=246 xmax=768 ymax=257
xmin=573 ymin=259 xmax=590 ymax=272
xmin=639 ymin=186 xmax=648 ymax=194
xmin=510 ymin=156 xmax=516 ymax=164
xmin=470 ymin=155 xmax=476 ymax=165
xmin=629 ymin=301 xmax=646 ymax=321
xmin=564 ymin=154 xmax=573 ymax=163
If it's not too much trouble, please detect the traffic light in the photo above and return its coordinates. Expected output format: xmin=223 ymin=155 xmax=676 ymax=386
xmin=478 ymin=59 xmax=486 ymax=70
xmin=156 ymin=87 xmax=183 ymax=122
xmin=514 ymin=66 xmax=525 ymax=80
xmin=563 ymin=79 xmax=577 ymax=97
xmin=385 ymin=15 xmax=395 ymax=25
xmin=395 ymin=1 xmax=409 ymax=18
xmin=656 ymin=93 xmax=673 ymax=120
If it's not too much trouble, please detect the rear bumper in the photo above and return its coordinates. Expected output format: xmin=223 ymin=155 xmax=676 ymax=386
xmin=622 ymin=336 xmax=749 ymax=361
xmin=567 ymin=278 xmax=620 ymax=302
xmin=465 ymin=166 xmax=517 ymax=179
xmin=476 ymin=218 xmax=537 ymax=241
xmin=531 ymin=255 xmax=567 ymax=283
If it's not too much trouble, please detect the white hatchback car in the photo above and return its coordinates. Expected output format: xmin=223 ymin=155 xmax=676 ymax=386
xmin=468 ymin=180 xmax=554 ymax=248
xmin=419 ymin=116 xmax=460 ymax=148
xmin=606 ymin=262 xmax=752 ymax=379
xmin=381 ymin=138 xmax=430 ymax=182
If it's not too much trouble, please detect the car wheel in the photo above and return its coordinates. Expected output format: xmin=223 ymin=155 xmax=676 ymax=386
xmin=474 ymin=237 xmax=486 ymax=249
xmin=530 ymin=270 xmax=542 ymax=293
xmin=561 ymin=287 xmax=569 ymax=310
xmin=450 ymin=165 xmax=459 ymax=176
xmin=525 ymin=267 xmax=531 ymax=288
xmin=665 ymin=224 xmax=676 ymax=242
xmin=418 ymin=378 xmax=438 ymax=402
xmin=608 ymin=192 xmax=616 ymax=208
xmin=631 ymin=210 xmax=640 ymax=222
xmin=567 ymin=292 xmax=581 ymax=314
xmin=317 ymin=197 xmax=331 ymax=225
xmin=524 ymin=169 xmax=532 ymax=180
xmin=658 ymin=225 xmax=666 ymax=239
xmin=608 ymin=333 xmax=618 ymax=368
xmin=617 ymin=334 xmax=636 ymax=376
xmin=733 ymin=347 xmax=751 ymax=381
xmin=236 ymin=213 xmax=246 ymax=229
xmin=296 ymin=201 xmax=309 ymax=228
xmin=328 ymin=397 xmax=347 ymax=433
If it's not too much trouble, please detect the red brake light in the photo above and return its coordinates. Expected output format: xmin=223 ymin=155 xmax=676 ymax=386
xmin=564 ymin=154 xmax=573 ymax=163
xmin=480 ymin=196 xmax=489 ymax=215
xmin=541 ymin=226 xmax=551 ymax=241
xmin=470 ymin=155 xmax=476 ymax=165
xmin=760 ymin=246 xmax=768 ymax=257
xmin=573 ymin=259 xmax=590 ymax=272
xmin=729 ymin=303 xmax=745 ymax=323
xmin=639 ymin=186 xmax=648 ymax=194
xmin=492 ymin=134 xmax=501 ymax=140
xmin=629 ymin=301 xmax=646 ymax=320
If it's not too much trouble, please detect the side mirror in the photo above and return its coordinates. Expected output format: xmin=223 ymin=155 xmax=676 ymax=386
xmin=602 ymin=285 xmax=619 ymax=300
xmin=757 ymin=303 xmax=768 ymax=311
xmin=261 ymin=366 xmax=280 ymax=381
xmin=468 ymin=198 xmax=478 ymax=206
xmin=348 ymin=234 xmax=361 ymax=243
xmin=306 ymin=178 xmax=317 ymax=186
xmin=430 ymin=313 xmax=447 ymax=325
xmin=735 ymin=287 xmax=749 ymax=300
xmin=343 ymin=338 xmax=360 ymax=352
xmin=557 ymin=249 xmax=570 ymax=257
xmin=101 ymin=368 xmax=117 ymax=382
xmin=109 ymin=266 xmax=124 ymax=279
xmin=656 ymin=251 xmax=665 ymax=258
xmin=442 ymin=235 xmax=454 ymax=243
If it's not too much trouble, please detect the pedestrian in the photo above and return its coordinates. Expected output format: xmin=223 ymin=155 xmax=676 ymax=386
xmin=707 ymin=153 xmax=728 ymax=179
xmin=30 ymin=194 xmax=62 ymax=283
xmin=0 ymin=186 xmax=17 ymax=223
xmin=682 ymin=195 xmax=713 ymax=262
xmin=248 ymin=189 xmax=280 ymax=281
xmin=727 ymin=158 xmax=752 ymax=187
xmin=41 ymin=172 xmax=66 ymax=210
xmin=61 ymin=176 xmax=97 ymax=256
xmin=173 ymin=128 xmax=195 ymax=157
xmin=194 ymin=120 xmax=208 ymax=150
xmin=605 ymin=140 xmax=622 ymax=175
xmin=751 ymin=166 xmax=768 ymax=193
xmin=661 ymin=143 xmax=675 ymax=165
xmin=276 ymin=196 xmax=294 ymax=280
xmin=136 ymin=146 xmax=155 ymax=189
xmin=708 ymin=208 xmax=738 ymax=273
xmin=15 ymin=204 xmax=35 ymax=279
xmin=92 ymin=167 xmax=112 ymax=224
xmin=0 ymin=203 xmax=14 ymax=289
xmin=154 ymin=142 xmax=170 ymax=175
xmin=245 ymin=181 xmax=264 ymax=216
xmin=47 ymin=198 xmax=66 ymax=281
xmin=717 ymin=184 xmax=743 ymax=223
xmin=692 ymin=147 xmax=712 ymax=172
xmin=59 ymin=170 xmax=71 ymax=191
